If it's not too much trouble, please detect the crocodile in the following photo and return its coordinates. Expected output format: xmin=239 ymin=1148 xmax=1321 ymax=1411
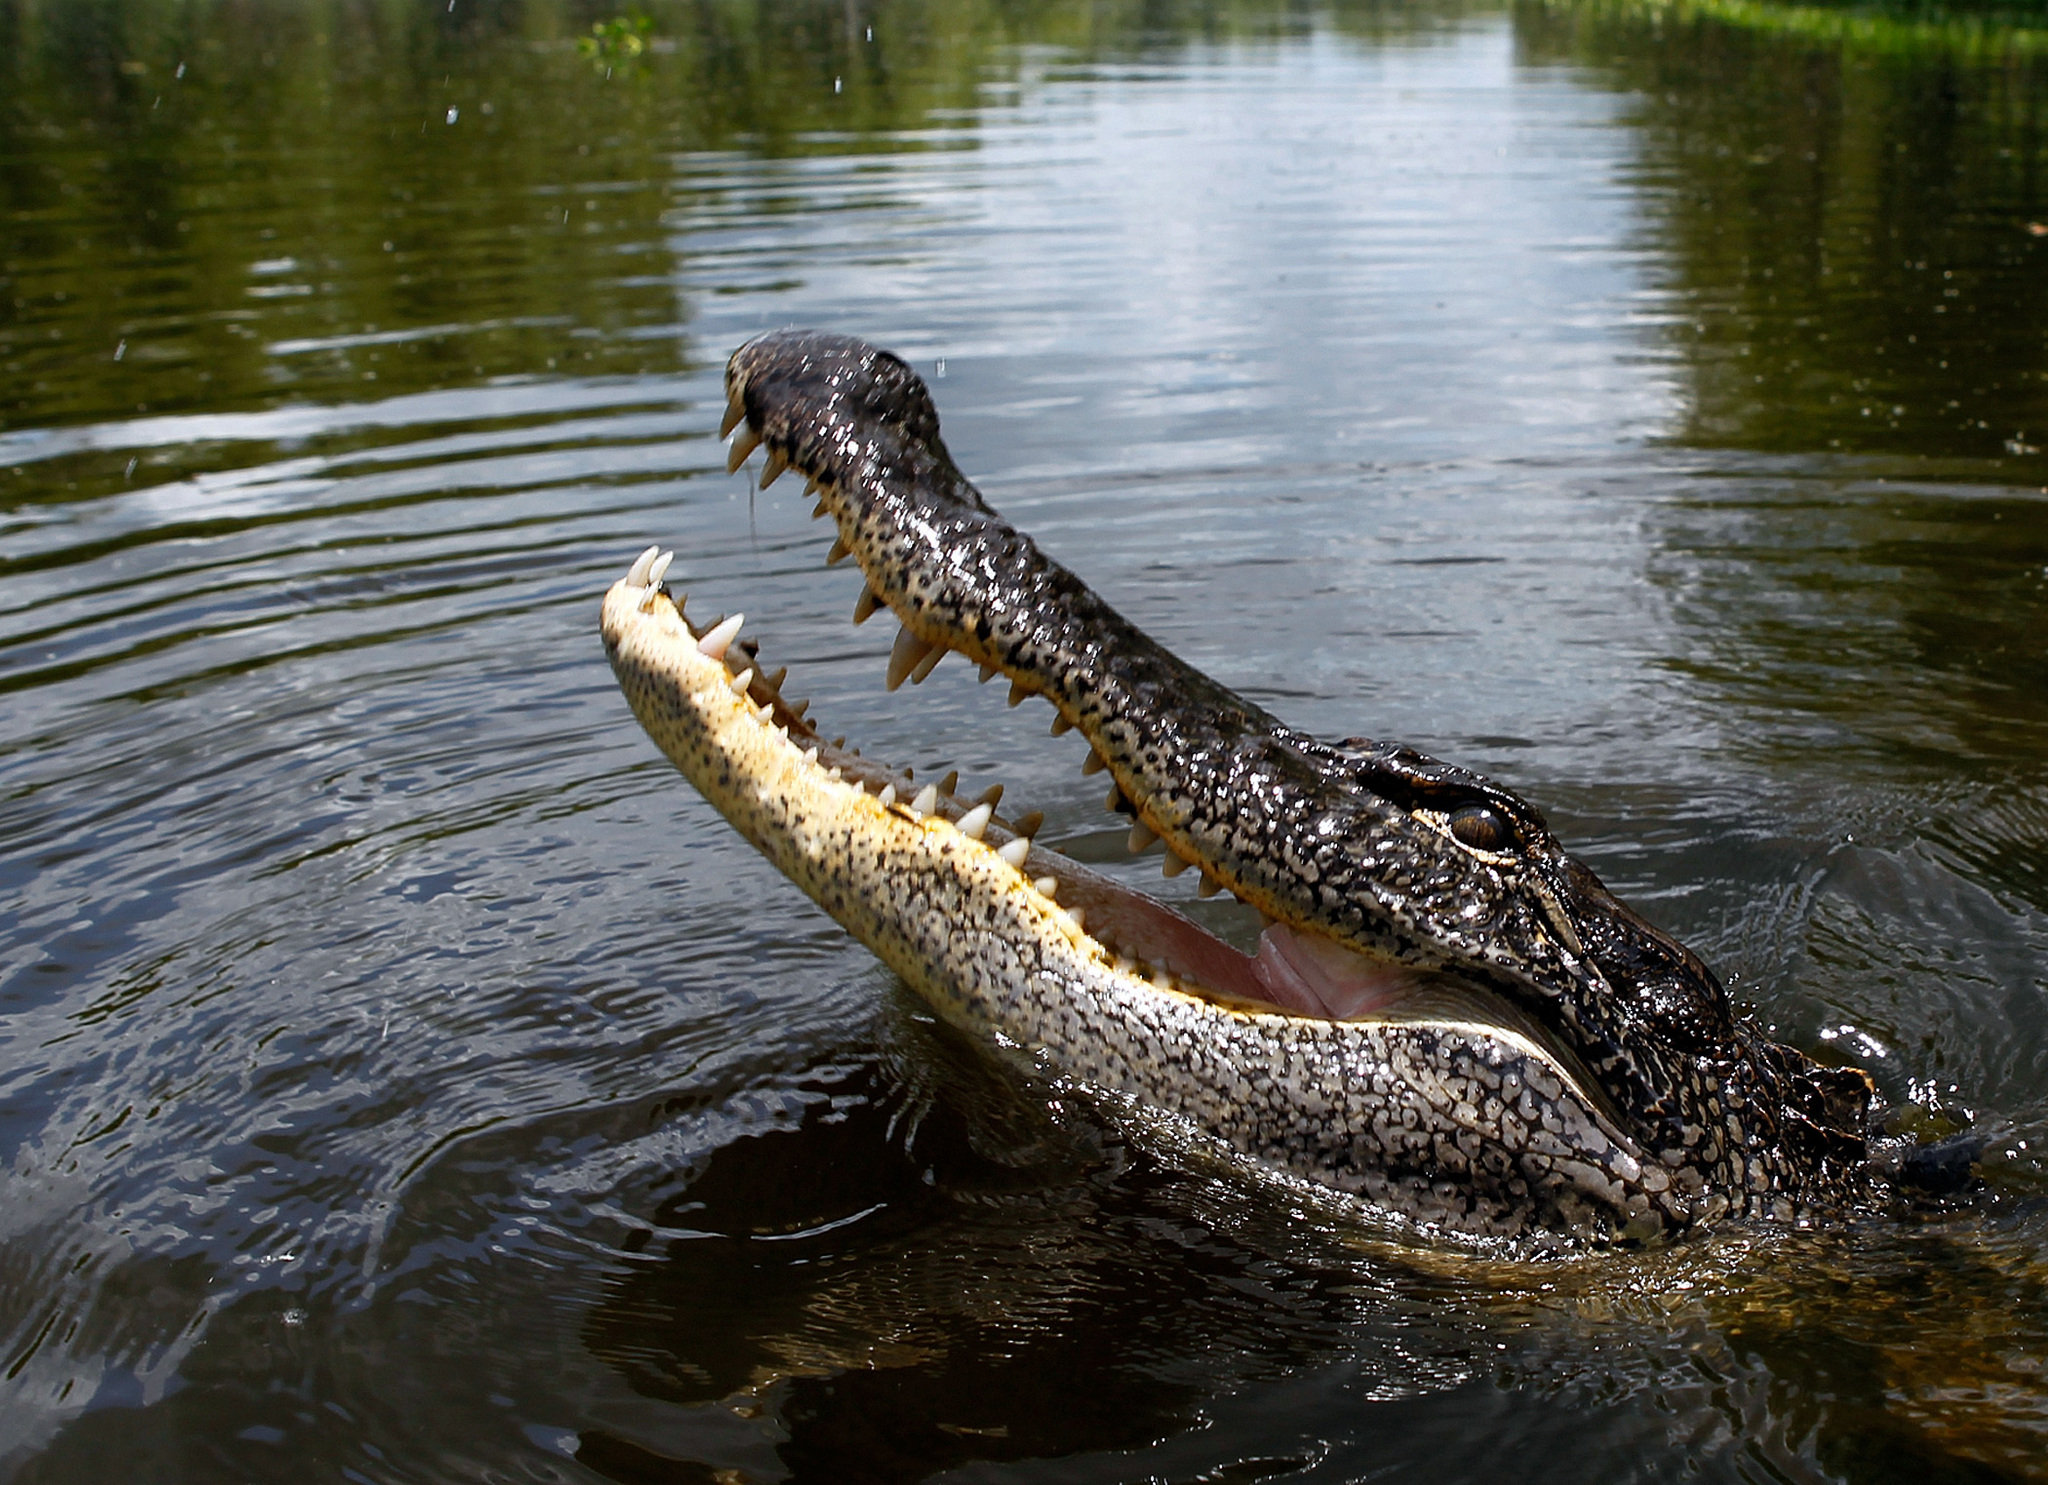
xmin=601 ymin=329 xmax=1881 ymax=1242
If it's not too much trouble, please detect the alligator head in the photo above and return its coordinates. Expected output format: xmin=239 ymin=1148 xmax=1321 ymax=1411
xmin=602 ymin=329 xmax=1875 ymax=1241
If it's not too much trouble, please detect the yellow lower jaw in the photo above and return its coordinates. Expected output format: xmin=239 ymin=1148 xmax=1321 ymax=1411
xmin=600 ymin=556 xmax=1667 ymax=1240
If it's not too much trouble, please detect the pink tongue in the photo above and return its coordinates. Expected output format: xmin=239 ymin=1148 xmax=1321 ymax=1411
xmin=1251 ymin=922 xmax=1429 ymax=1020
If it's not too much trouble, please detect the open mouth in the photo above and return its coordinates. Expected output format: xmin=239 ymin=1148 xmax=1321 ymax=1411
xmin=603 ymin=541 xmax=1601 ymax=1103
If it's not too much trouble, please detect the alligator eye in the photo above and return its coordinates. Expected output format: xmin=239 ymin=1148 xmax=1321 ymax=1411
xmin=1448 ymin=804 xmax=1512 ymax=852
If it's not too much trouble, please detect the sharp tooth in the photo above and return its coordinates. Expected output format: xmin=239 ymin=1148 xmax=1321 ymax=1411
xmin=877 ymin=783 xmax=897 ymax=807
xmin=1162 ymin=852 xmax=1192 ymax=878
xmin=756 ymin=704 xmax=774 ymax=722
xmin=1081 ymin=751 xmax=1104 ymax=775
xmin=976 ymin=783 xmax=1005 ymax=809
xmin=627 ymin=545 xmax=659 ymax=585
xmin=803 ymin=747 xmax=819 ymax=764
xmin=1033 ymin=876 xmax=1058 ymax=898
xmin=637 ymin=586 xmax=662 ymax=613
xmin=997 ymin=837 xmax=1032 ymax=868
xmin=729 ymin=668 xmax=753 ymax=694
xmin=789 ymin=698 xmax=810 ymax=719
xmin=720 ymin=397 xmax=746 ymax=437
xmin=1197 ymin=873 xmax=1223 ymax=898
xmin=957 ymin=802 xmax=994 ymax=839
xmin=1105 ymin=784 xmax=1123 ymax=812
xmin=911 ymin=784 xmax=939 ymax=816
xmin=826 ymin=766 xmax=843 ymax=781
xmin=647 ymin=550 xmax=675 ymax=587
xmin=1049 ymin=714 xmax=1073 ymax=736
xmin=1065 ymin=906 xmax=1086 ymax=934
xmin=1007 ymin=680 xmax=1030 ymax=708
xmin=763 ymin=666 xmax=787 ymax=693
xmin=1010 ymin=810 xmax=1044 ymax=838
xmin=886 ymin=626 xmax=934 ymax=691
xmin=1128 ymin=821 xmax=1158 ymax=853
xmin=853 ymin=586 xmax=880 ymax=625
xmin=760 ymin=448 xmax=789 ymax=487
xmin=937 ymin=770 xmax=958 ymax=795
xmin=831 ymin=736 xmax=846 ymax=749
xmin=827 ymin=537 xmax=851 ymax=566
xmin=812 ymin=499 xmax=829 ymax=520
xmin=726 ymin=427 xmax=761 ymax=472
xmin=804 ymin=475 xmax=821 ymax=497
xmin=978 ymin=662 xmax=998 ymax=683
xmin=697 ymin=613 xmax=745 ymax=660
xmin=910 ymin=646 xmax=945 ymax=684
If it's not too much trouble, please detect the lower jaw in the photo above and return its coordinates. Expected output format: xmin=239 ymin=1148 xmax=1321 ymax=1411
xmin=602 ymin=548 xmax=1544 ymax=1038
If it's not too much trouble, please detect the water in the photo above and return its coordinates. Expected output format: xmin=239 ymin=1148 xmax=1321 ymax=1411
xmin=3 ymin=0 xmax=2047 ymax=1478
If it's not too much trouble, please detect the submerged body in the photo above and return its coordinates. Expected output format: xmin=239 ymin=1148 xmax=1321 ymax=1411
xmin=602 ymin=330 xmax=1876 ymax=1240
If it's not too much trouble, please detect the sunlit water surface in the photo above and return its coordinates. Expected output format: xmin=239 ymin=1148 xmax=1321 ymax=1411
xmin=3 ymin=1 xmax=2047 ymax=1480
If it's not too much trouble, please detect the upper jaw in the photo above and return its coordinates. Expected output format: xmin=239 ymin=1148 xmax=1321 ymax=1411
xmin=720 ymin=329 xmax=1866 ymax=1166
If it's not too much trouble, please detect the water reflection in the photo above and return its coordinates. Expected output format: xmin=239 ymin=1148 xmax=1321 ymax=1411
xmin=4 ymin=0 xmax=2048 ymax=1480
xmin=1522 ymin=0 xmax=2048 ymax=470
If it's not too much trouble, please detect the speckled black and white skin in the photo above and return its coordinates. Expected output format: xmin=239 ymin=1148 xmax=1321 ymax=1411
xmin=600 ymin=329 xmax=1877 ymax=1241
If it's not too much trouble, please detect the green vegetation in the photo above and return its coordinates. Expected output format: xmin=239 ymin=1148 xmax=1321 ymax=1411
xmin=1572 ymin=0 xmax=2048 ymax=54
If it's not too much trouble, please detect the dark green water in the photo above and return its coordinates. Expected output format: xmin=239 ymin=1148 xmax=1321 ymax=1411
xmin=3 ymin=0 xmax=2047 ymax=1479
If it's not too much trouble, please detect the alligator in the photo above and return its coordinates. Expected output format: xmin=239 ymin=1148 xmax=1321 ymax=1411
xmin=601 ymin=329 xmax=1883 ymax=1242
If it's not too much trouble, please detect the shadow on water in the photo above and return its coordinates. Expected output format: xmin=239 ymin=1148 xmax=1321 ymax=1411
xmin=4 ymin=0 xmax=2048 ymax=1481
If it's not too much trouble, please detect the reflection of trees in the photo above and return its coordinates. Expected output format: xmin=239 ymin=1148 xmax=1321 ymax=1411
xmin=1517 ymin=0 xmax=2048 ymax=468
xmin=0 ymin=0 xmax=1480 ymax=432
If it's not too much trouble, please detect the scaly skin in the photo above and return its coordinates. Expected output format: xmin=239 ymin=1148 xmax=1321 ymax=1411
xmin=602 ymin=329 xmax=1876 ymax=1239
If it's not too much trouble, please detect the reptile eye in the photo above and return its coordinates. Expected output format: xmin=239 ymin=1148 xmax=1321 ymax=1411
xmin=1449 ymin=804 xmax=1512 ymax=852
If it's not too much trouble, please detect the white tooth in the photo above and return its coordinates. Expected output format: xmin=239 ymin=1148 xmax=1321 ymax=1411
xmin=760 ymin=448 xmax=789 ymax=487
xmin=725 ymin=427 xmax=761 ymax=472
xmin=957 ymin=803 xmax=993 ymax=840
xmin=1065 ymin=907 xmax=1086 ymax=934
xmin=729 ymin=668 xmax=753 ymax=694
xmin=720 ymin=396 xmax=746 ymax=437
xmin=911 ymin=784 xmax=939 ymax=816
xmin=1162 ymin=852 xmax=1192 ymax=878
xmin=637 ymin=586 xmax=662 ymax=613
xmin=827 ymin=537 xmax=851 ymax=566
xmin=1033 ymin=876 xmax=1058 ymax=898
xmin=1081 ymin=751 xmax=1104 ymax=775
xmin=826 ymin=766 xmax=843 ymax=781
xmin=910 ymin=646 xmax=945 ymax=684
xmin=854 ymin=586 xmax=880 ymax=625
xmin=803 ymin=747 xmax=819 ymax=764
xmin=627 ymin=545 xmax=659 ymax=585
xmin=997 ymin=837 xmax=1031 ymax=868
xmin=756 ymin=704 xmax=774 ymax=722
xmin=886 ymin=627 xmax=934 ymax=691
xmin=1197 ymin=873 xmax=1223 ymax=898
xmin=978 ymin=662 xmax=998 ymax=683
xmin=1049 ymin=714 xmax=1073 ymax=736
xmin=648 ymin=550 xmax=675 ymax=587
xmin=697 ymin=612 xmax=745 ymax=660
xmin=1128 ymin=820 xmax=1158 ymax=852
xmin=1007 ymin=680 xmax=1030 ymax=708
xmin=877 ymin=783 xmax=897 ymax=807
